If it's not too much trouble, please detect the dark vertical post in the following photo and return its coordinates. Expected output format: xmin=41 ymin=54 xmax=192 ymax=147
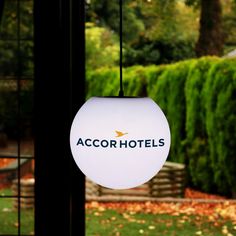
xmin=16 ymin=0 xmax=22 ymax=234
xmin=70 ymin=0 xmax=85 ymax=235
xmin=34 ymin=0 xmax=85 ymax=235
xmin=0 ymin=0 xmax=5 ymax=24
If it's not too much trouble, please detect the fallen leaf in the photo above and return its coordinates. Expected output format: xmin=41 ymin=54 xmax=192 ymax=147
xmin=148 ymin=225 xmax=155 ymax=230
xmin=94 ymin=212 xmax=101 ymax=216
xmin=222 ymin=227 xmax=228 ymax=235
xmin=14 ymin=222 xmax=19 ymax=228
xmin=195 ymin=231 xmax=202 ymax=235
xmin=139 ymin=229 xmax=144 ymax=234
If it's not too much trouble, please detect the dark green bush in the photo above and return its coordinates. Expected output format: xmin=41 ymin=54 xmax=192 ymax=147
xmin=123 ymin=37 xmax=196 ymax=67
xmin=185 ymin=57 xmax=219 ymax=192
xmin=204 ymin=59 xmax=236 ymax=195
xmin=153 ymin=61 xmax=194 ymax=163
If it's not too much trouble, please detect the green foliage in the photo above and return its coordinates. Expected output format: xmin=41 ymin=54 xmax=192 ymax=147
xmin=185 ymin=0 xmax=200 ymax=8
xmin=204 ymin=59 xmax=236 ymax=194
xmin=86 ymin=66 xmax=147 ymax=99
xmin=123 ymin=1 xmax=198 ymax=66
xmin=86 ymin=24 xmax=119 ymax=70
xmin=184 ymin=57 xmax=219 ymax=191
xmin=185 ymin=57 xmax=218 ymax=141
xmin=86 ymin=67 xmax=119 ymax=98
xmin=146 ymin=65 xmax=167 ymax=98
xmin=87 ymin=57 xmax=236 ymax=196
xmin=142 ymin=0 xmax=179 ymax=42
xmin=86 ymin=0 xmax=144 ymax=43
xmin=187 ymin=138 xmax=215 ymax=192
xmin=87 ymin=0 xmax=199 ymax=66
xmin=153 ymin=61 xmax=193 ymax=162
xmin=223 ymin=0 xmax=236 ymax=53
xmin=123 ymin=36 xmax=196 ymax=66
xmin=123 ymin=66 xmax=147 ymax=97
xmin=0 ymin=0 xmax=33 ymax=76
xmin=143 ymin=1 xmax=198 ymax=43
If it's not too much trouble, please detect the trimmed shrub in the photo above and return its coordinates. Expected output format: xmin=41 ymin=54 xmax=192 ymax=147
xmin=153 ymin=61 xmax=194 ymax=163
xmin=185 ymin=57 xmax=219 ymax=192
xmin=146 ymin=65 xmax=167 ymax=99
xmin=204 ymin=59 xmax=236 ymax=195
xmin=123 ymin=66 xmax=147 ymax=97
xmin=86 ymin=65 xmax=156 ymax=98
xmin=86 ymin=67 xmax=119 ymax=98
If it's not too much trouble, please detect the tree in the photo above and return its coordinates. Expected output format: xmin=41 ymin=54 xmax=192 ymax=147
xmin=123 ymin=1 xmax=198 ymax=66
xmin=223 ymin=0 xmax=236 ymax=53
xmin=187 ymin=0 xmax=224 ymax=56
xmin=85 ymin=24 xmax=119 ymax=70
xmin=86 ymin=0 xmax=144 ymax=43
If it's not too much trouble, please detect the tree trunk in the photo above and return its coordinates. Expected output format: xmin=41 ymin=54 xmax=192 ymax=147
xmin=196 ymin=0 xmax=224 ymax=57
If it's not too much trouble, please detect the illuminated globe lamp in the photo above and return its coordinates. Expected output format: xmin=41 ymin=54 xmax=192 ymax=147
xmin=69 ymin=0 xmax=170 ymax=189
xmin=70 ymin=96 xmax=171 ymax=189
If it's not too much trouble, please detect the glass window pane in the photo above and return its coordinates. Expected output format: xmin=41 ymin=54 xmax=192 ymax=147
xmin=20 ymin=80 xmax=34 ymax=139
xmin=0 ymin=80 xmax=18 ymax=142
xmin=20 ymin=1 xmax=34 ymax=39
xmin=21 ymin=208 xmax=34 ymax=235
xmin=0 ymin=41 xmax=18 ymax=76
xmin=20 ymin=200 xmax=34 ymax=235
xmin=0 ymin=158 xmax=18 ymax=196
xmin=0 ymin=0 xmax=17 ymax=39
xmin=20 ymin=41 xmax=34 ymax=77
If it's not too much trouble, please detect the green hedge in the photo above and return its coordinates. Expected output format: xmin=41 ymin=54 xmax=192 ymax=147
xmin=152 ymin=61 xmax=194 ymax=163
xmin=185 ymin=57 xmax=220 ymax=192
xmin=205 ymin=59 xmax=236 ymax=195
xmin=86 ymin=57 xmax=236 ymax=196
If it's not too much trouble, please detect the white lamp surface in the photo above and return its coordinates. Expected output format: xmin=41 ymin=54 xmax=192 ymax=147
xmin=70 ymin=97 xmax=171 ymax=189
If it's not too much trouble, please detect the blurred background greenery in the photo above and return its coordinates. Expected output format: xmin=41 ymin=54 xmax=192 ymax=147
xmin=85 ymin=0 xmax=236 ymax=67
xmin=1 ymin=0 xmax=236 ymax=197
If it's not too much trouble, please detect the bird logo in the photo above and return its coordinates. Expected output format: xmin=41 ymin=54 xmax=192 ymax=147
xmin=115 ymin=130 xmax=128 ymax=137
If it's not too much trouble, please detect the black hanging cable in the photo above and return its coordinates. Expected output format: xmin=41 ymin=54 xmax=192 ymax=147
xmin=118 ymin=0 xmax=124 ymax=97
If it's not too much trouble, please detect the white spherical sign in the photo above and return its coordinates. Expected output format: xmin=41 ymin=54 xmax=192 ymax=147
xmin=70 ymin=97 xmax=171 ymax=189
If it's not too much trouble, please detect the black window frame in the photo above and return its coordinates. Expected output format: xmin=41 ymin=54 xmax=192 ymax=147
xmin=0 ymin=0 xmax=34 ymax=235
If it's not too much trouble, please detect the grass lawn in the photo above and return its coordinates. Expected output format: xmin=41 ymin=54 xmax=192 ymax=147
xmin=86 ymin=208 xmax=235 ymax=236
xmin=1 ymin=187 xmax=236 ymax=236
xmin=0 ymin=188 xmax=34 ymax=235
